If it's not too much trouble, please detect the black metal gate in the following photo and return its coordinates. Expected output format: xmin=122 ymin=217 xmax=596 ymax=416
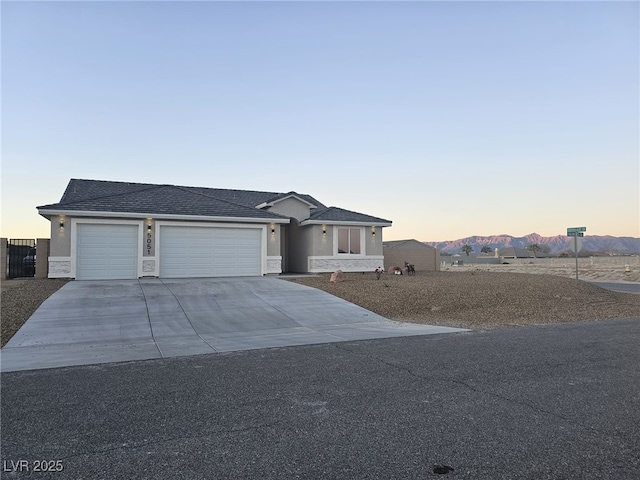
xmin=7 ymin=239 xmax=36 ymax=278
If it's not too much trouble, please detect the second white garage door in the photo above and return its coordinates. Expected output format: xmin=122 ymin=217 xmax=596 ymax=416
xmin=159 ymin=226 xmax=262 ymax=278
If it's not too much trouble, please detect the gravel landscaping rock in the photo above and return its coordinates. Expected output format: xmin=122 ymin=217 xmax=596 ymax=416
xmin=1 ymin=272 xmax=637 ymax=349
xmin=287 ymin=271 xmax=640 ymax=329
xmin=1 ymin=278 xmax=69 ymax=347
xmin=445 ymin=262 xmax=640 ymax=282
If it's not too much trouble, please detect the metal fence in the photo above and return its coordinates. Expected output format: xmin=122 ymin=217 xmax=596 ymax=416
xmin=7 ymin=239 xmax=36 ymax=278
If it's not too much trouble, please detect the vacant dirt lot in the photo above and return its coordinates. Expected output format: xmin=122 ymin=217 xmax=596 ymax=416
xmin=443 ymin=262 xmax=640 ymax=282
xmin=1 ymin=272 xmax=638 ymax=348
xmin=288 ymin=271 xmax=639 ymax=329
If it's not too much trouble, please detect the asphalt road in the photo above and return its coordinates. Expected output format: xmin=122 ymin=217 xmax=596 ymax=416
xmin=2 ymin=318 xmax=639 ymax=479
xmin=591 ymin=281 xmax=640 ymax=294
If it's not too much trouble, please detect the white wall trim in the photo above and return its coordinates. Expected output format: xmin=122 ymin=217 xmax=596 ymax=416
xmin=40 ymin=209 xmax=289 ymax=224
xmin=301 ymin=220 xmax=391 ymax=227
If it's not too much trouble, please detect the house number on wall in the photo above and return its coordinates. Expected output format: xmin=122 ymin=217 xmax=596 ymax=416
xmin=146 ymin=232 xmax=152 ymax=255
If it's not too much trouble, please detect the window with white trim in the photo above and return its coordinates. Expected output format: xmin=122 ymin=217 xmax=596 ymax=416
xmin=337 ymin=228 xmax=361 ymax=254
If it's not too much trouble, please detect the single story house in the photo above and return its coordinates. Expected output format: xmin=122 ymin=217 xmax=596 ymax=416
xmin=37 ymin=179 xmax=392 ymax=280
xmin=383 ymin=239 xmax=440 ymax=272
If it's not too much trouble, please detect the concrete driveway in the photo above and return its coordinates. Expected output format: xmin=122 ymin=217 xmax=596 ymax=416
xmin=1 ymin=277 xmax=466 ymax=372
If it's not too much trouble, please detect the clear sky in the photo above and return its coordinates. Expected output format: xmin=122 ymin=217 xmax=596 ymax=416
xmin=2 ymin=0 xmax=638 ymax=242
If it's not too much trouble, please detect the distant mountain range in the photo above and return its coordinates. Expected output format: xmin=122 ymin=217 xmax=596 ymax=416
xmin=424 ymin=233 xmax=640 ymax=255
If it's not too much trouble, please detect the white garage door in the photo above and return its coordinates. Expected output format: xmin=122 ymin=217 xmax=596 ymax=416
xmin=160 ymin=226 xmax=262 ymax=278
xmin=76 ymin=224 xmax=139 ymax=280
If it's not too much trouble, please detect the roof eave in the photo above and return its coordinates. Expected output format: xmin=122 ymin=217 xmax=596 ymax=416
xmin=37 ymin=209 xmax=291 ymax=224
xmin=300 ymin=219 xmax=392 ymax=227
xmin=255 ymin=194 xmax=317 ymax=210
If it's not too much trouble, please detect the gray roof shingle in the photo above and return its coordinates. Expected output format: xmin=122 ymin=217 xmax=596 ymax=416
xmin=38 ymin=179 xmax=388 ymax=225
xmin=39 ymin=182 xmax=288 ymax=220
xmin=186 ymin=187 xmax=325 ymax=210
xmin=257 ymin=191 xmax=319 ymax=208
xmin=304 ymin=206 xmax=391 ymax=225
xmin=53 ymin=179 xmax=325 ymax=209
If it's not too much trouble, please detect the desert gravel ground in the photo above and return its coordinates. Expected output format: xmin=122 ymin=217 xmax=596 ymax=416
xmin=444 ymin=262 xmax=640 ymax=282
xmin=288 ymin=271 xmax=640 ymax=329
xmin=1 ymin=272 xmax=638 ymax=348
xmin=1 ymin=278 xmax=69 ymax=347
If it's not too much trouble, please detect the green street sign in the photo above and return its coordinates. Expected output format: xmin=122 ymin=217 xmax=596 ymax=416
xmin=567 ymin=226 xmax=587 ymax=281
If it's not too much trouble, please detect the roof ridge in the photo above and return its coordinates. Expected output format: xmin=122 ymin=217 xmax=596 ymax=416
xmin=183 ymin=186 xmax=272 ymax=206
xmin=184 ymin=185 xmax=282 ymax=197
xmin=64 ymin=179 xmax=326 ymax=209
xmin=70 ymin=178 xmax=286 ymax=197
xmin=172 ymin=186 xmax=290 ymax=220
xmin=309 ymin=206 xmax=330 ymax=217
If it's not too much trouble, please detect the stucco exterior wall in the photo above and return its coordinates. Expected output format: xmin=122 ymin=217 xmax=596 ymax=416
xmin=287 ymin=220 xmax=312 ymax=273
xmin=285 ymin=223 xmax=324 ymax=273
xmin=35 ymin=238 xmax=50 ymax=279
xmin=267 ymin=224 xmax=281 ymax=257
xmin=305 ymin=225 xmax=386 ymax=273
xmin=50 ymin=219 xmax=71 ymax=257
xmin=366 ymin=226 xmax=383 ymax=256
xmin=47 ymin=215 xmax=282 ymax=278
xmin=309 ymin=224 xmax=333 ymax=257
xmin=267 ymin=197 xmax=311 ymax=222
xmin=49 ymin=218 xmax=72 ymax=278
xmin=283 ymin=224 xmax=388 ymax=273
xmin=45 ymin=212 xmax=388 ymax=276
xmin=384 ymin=246 xmax=441 ymax=272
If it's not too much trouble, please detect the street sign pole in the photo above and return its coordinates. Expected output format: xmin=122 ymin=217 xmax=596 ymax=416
xmin=574 ymin=235 xmax=578 ymax=280
xmin=567 ymin=227 xmax=587 ymax=281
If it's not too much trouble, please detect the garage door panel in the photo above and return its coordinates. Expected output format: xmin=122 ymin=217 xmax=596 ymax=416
xmin=160 ymin=226 xmax=261 ymax=278
xmin=214 ymin=258 xmax=236 ymax=271
xmin=190 ymin=246 xmax=214 ymax=256
xmin=76 ymin=224 xmax=138 ymax=280
xmin=237 ymin=258 xmax=258 ymax=269
xmin=109 ymin=256 xmax=137 ymax=267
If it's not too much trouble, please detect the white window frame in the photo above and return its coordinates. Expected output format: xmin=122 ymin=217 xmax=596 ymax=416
xmin=334 ymin=226 xmax=365 ymax=256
